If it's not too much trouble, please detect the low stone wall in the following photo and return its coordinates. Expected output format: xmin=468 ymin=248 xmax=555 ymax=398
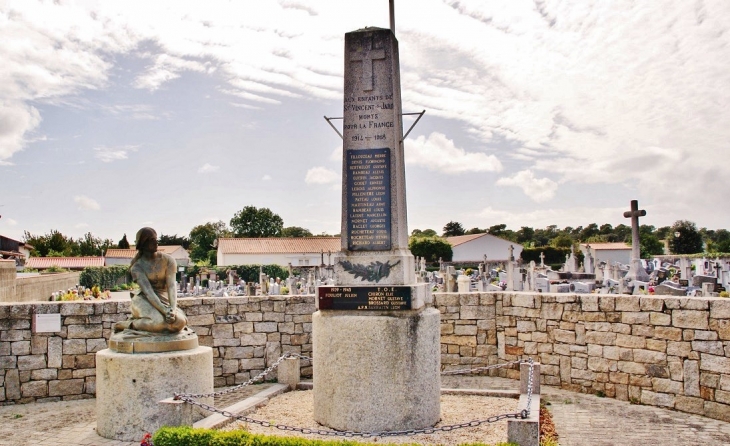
xmin=0 ymin=261 xmax=15 ymax=302
xmin=0 ymin=261 xmax=80 ymax=303
xmin=14 ymin=272 xmax=80 ymax=303
xmin=0 ymin=292 xmax=728 ymax=423
xmin=436 ymin=292 xmax=730 ymax=422
xmin=0 ymin=295 xmax=313 ymax=404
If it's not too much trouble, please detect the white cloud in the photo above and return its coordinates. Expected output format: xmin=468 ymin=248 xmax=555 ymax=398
xmin=305 ymin=166 xmax=339 ymax=185
xmin=74 ymin=196 xmax=100 ymax=211
xmin=262 ymin=175 xmax=272 ymax=181
xmin=0 ymin=102 xmax=41 ymax=162
xmin=475 ymin=206 xmax=628 ymax=230
xmin=94 ymin=146 xmax=137 ymax=163
xmin=198 ymin=163 xmax=220 ymax=174
xmin=75 ymin=223 xmax=89 ymax=229
xmin=496 ymin=170 xmax=558 ymax=202
xmin=5 ymin=218 xmax=18 ymax=226
xmin=406 ymin=132 xmax=503 ymax=174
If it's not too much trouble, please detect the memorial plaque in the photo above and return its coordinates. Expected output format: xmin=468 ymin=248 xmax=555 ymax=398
xmin=346 ymin=148 xmax=391 ymax=251
xmin=33 ymin=313 xmax=61 ymax=333
xmin=318 ymin=286 xmax=410 ymax=310
xmin=679 ymin=279 xmax=689 ymax=287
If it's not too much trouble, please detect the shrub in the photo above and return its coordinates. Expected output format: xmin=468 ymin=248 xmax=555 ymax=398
xmin=79 ymin=265 xmax=130 ymax=289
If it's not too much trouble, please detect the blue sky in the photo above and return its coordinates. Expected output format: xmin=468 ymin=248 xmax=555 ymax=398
xmin=1 ymin=0 xmax=729 ymax=243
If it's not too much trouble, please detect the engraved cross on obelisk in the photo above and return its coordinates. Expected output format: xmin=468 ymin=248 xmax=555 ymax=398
xmin=623 ymin=199 xmax=650 ymax=282
xmin=350 ymin=37 xmax=385 ymax=91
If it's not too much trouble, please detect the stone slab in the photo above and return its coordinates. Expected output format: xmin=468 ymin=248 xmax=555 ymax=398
xmin=193 ymin=384 xmax=288 ymax=430
xmin=507 ymin=393 xmax=541 ymax=446
xmin=96 ymin=346 xmax=213 ymax=441
xmin=312 ymin=307 xmax=441 ymax=432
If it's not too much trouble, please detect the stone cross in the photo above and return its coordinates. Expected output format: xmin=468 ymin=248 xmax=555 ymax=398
xmin=623 ymin=199 xmax=649 ymax=281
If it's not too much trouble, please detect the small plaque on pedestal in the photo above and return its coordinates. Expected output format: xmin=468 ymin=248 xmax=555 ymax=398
xmin=317 ymin=286 xmax=411 ymax=310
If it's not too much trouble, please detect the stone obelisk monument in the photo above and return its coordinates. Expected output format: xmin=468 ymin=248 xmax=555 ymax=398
xmin=313 ymin=26 xmax=440 ymax=432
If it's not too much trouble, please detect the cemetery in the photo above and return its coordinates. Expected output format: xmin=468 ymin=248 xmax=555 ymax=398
xmin=1 ymin=3 xmax=729 ymax=446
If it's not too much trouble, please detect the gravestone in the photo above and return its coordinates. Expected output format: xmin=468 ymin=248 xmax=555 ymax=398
xmin=623 ymin=200 xmax=650 ymax=282
xmin=314 ymin=26 xmax=439 ymax=433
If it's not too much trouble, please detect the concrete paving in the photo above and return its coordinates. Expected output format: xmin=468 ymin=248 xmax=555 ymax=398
xmin=1 ymin=377 xmax=729 ymax=445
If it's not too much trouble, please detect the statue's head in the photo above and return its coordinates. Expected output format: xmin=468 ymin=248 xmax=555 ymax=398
xmin=135 ymin=227 xmax=158 ymax=253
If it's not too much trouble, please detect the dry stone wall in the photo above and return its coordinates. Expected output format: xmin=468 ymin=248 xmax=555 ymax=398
xmin=0 ymin=291 xmax=728 ymax=423
xmin=436 ymin=292 xmax=730 ymax=422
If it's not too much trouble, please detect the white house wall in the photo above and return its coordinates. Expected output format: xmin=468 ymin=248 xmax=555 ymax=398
xmin=218 ymin=252 xmax=323 ymax=267
xmin=452 ymin=236 xmax=523 ymax=263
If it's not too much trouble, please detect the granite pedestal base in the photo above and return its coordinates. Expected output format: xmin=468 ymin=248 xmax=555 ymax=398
xmin=312 ymin=307 xmax=441 ymax=432
xmin=96 ymin=346 xmax=213 ymax=441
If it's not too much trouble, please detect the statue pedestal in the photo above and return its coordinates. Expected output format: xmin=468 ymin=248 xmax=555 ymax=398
xmin=96 ymin=346 xmax=213 ymax=441
xmin=312 ymin=307 xmax=441 ymax=432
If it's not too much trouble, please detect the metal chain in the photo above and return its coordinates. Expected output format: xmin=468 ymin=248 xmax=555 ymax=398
xmin=175 ymin=353 xmax=536 ymax=437
xmin=440 ymin=359 xmax=523 ymax=375
xmin=174 ymin=352 xmax=311 ymax=400
xmin=177 ymin=394 xmax=526 ymax=438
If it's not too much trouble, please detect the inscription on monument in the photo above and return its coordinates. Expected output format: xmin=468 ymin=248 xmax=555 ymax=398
xmin=347 ymin=147 xmax=391 ymax=251
xmin=317 ymin=286 xmax=411 ymax=310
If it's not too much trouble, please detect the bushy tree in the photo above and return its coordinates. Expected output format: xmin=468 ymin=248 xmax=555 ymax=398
xmin=78 ymin=232 xmax=102 ymax=256
xmin=23 ymin=230 xmax=76 ymax=257
xmin=409 ymin=236 xmax=452 ymax=263
xmin=230 ymin=206 xmax=284 ymax=238
xmin=189 ymin=221 xmax=231 ymax=264
xmin=411 ymin=228 xmax=438 ymax=237
xmin=158 ymin=234 xmax=190 ymax=249
xmin=669 ymin=220 xmax=703 ymax=254
xmin=281 ymin=226 xmax=313 ymax=237
xmin=118 ymin=234 xmax=130 ymax=249
xmin=442 ymin=221 xmax=465 ymax=237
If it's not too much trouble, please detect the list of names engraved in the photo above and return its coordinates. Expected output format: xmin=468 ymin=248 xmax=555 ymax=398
xmin=347 ymin=148 xmax=391 ymax=251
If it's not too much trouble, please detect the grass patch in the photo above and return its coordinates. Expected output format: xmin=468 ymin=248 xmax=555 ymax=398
xmin=152 ymin=426 xmax=518 ymax=446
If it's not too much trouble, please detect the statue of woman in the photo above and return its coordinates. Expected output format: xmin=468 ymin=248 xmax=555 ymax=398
xmin=114 ymin=227 xmax=187 ymax=334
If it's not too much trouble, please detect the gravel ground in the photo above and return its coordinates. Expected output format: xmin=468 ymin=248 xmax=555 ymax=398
xmin=225 ymin=390 xmax=519 ymax=445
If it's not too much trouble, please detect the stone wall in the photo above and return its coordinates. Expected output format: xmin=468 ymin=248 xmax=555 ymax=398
xmin=1 ymin=291 xmax=728 ymax=423
xmin=0 ymin=261 xmax=15 ymax=302
xmin=0 ymin=295 xmax=313 ymax=404
xmin=14 ymin=272 xmax=80 ymax=303
xmin=436 ymin=292 xmax=730 ymax=422
xmin=0 ymin=261 xmax=80 ymax=303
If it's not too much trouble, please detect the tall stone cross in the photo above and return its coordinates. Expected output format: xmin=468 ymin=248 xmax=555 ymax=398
xmin=539 ymin=251 xmax=545 ymax=267
xmin=623 ymin=199 xmax=650 ymax=282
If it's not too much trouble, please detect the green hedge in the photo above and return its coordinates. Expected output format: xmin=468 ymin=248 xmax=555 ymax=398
xmin=152 ymin=426 xmax=516 ymax=446
xmin=184 ymin=265 xmax=291 ymax=284
xmin=79 ymin=265 xmax=130 ymax=289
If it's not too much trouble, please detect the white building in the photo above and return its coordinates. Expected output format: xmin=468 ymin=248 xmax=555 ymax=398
xmin=217 ymin=237 xmax=340 ymax=267
xmin=444 ymin=233 xmax=523 ymax=263
xmin=579 ymin=242 xmax=631 ymax=266
xmin=105 ymin=246 xmax=191 ymax=267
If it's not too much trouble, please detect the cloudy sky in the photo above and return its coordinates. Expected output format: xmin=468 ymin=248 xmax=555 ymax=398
xmin=1 ymin=0 xmax=728 ymax=243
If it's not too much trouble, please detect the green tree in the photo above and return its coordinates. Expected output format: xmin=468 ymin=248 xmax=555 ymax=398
xmin=158 ymin=234 xmax=190 ymax=249
xmin=411 ymin=228 xmax=438 ymax=237
xmin=118 ymin=234 xmax=130 ymax=249
xmin=442 ymin=221 xmax=465 ymax=237
xmin=487 ymin=224 xmax=507 ymax=236
xmin=408 ymin=236 xmax=453 ymax=263
xmin=579 ymin=223 xmax=600 ymax=241
xmin=550 ymin=234 xmax=573 ymax=248
xmin=669 ymin=220 xmax=703 ymax=254
xmin=77 ymin=232 xmax=102 ymax=256
xmin=189 ymin=221 xmax=230 ymax=264
xmin=466 ymin=227 xmax=486 ymax=234
xmin=230 ymin=206 xmax=284 ymax=238
xmin=281 ymin=226 xmax=313 ymax=237
xmin=516 ymin=226 xmax=535 ymax=244
xmin=23 ymin=230 xmax=77 ymax=257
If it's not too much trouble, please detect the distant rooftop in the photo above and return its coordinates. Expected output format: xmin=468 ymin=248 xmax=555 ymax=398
xmin=218 ymin=237 xmax=340 ymax=254
xmin=25 ymin=257 xmax=104 ymax=270
xmin=581 ymin=242 xmax=631 ymax=250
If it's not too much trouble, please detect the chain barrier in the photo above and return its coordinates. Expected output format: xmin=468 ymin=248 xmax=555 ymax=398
xmin=174 ymin=353 xmax=535 ymax=438
xmin=174 ymin=352 xmax=311 ymax=400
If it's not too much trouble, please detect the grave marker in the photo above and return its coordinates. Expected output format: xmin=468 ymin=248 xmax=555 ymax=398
xmin=623 ymin=200 xmax=650 ymax=282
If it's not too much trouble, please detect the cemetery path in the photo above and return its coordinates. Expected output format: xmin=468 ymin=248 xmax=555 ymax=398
xmin=442 ymin=375 xmax=730 ymax=446
xmin=1 ymin=378 xmax=728 ymax=445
